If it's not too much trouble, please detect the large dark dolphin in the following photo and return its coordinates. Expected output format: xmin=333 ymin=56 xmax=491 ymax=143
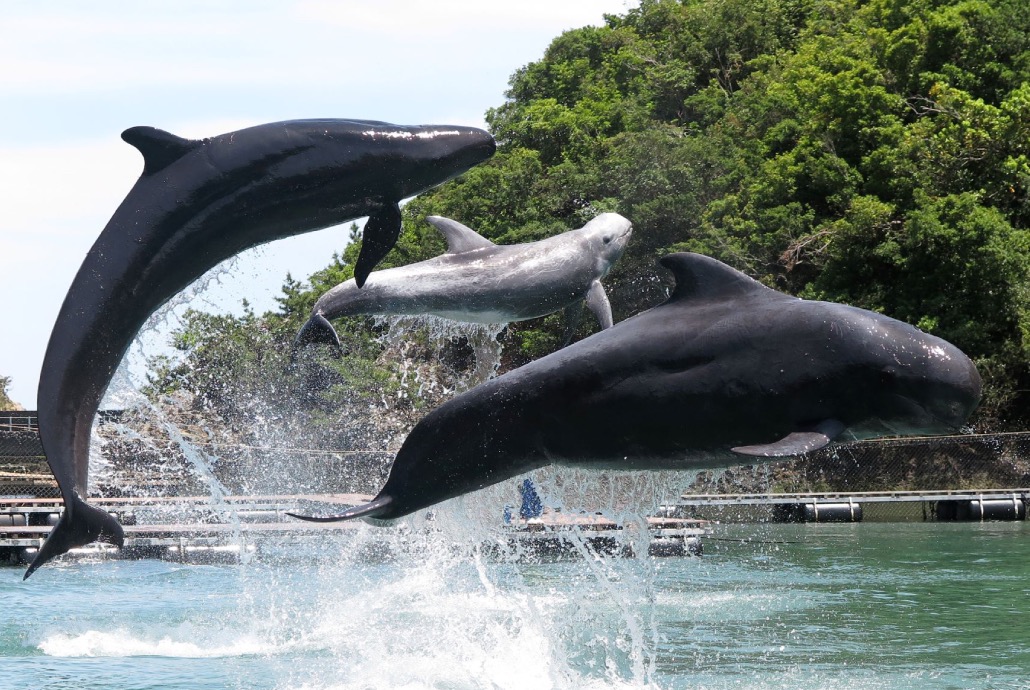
xmin=294 ymin=213 xmax=633 ymax=355
xmin=291 ymin=252 xmax=982 ymax=523
xmin=28 ymin=118 xmax=495 ymax=578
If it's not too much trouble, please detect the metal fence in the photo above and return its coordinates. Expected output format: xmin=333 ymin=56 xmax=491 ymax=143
xmin=0 ymin=411 xmax=37 ymax=433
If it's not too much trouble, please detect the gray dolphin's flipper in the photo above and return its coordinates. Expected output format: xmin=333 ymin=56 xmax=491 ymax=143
xmin=292 ymin=313 xmax=343 ymax=361
xmin=24 ymin=495 xmax=124 ymax=579
xmin=287 ymin=495 xmax=394 ymax=522
xmin=585 ymin=280 xmax=613 ymax=329
xmin=425 ymin=215 xmax=495 ymax=253
xmin=731 ymin=419 xmax=846 ymax=457
xmin=354 ymin=203 xmax=403 ymax=288
xmin=121 ymin=126 xmax=199 ymax=175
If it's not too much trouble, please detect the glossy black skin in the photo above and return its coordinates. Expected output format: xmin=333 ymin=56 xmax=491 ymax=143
xmin=28 ymin=119 xmax=494 ymax=578
xmin=350 ymin=253 xmax=982 ymax=521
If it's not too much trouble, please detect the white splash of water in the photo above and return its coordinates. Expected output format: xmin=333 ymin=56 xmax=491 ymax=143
xmin=273 ymin=512 xmax=670 ymax=690
xmin=71 ymin=253 xmax=703 ymax=689
xmin=38 ymin=628 xmax=280 ymax=658
xmin=375 ymin=314 xmax=506 ymax=390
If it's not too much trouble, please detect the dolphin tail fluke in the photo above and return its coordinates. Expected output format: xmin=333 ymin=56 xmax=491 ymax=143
xmin=287 ymin=495 xmax=393 ymax=523
xmin=291 ymin=313 xmax=344 ymax=361
xmin=24 ymin=496 xmax=124 ymax=579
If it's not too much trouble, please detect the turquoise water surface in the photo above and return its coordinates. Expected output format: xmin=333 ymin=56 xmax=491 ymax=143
xmin=1 ymin=521 xmax=1028 ymax=689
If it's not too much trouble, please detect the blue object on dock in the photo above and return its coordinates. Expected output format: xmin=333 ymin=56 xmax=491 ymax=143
xmin=519 ymin=479 xmax=542 ymax=519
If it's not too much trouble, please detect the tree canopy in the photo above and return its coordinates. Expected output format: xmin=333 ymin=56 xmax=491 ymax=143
xmin=152 ymin=0 xmax=1030 ymax=429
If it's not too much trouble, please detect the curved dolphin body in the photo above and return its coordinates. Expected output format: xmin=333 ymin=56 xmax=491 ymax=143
xmin=28 ymin=119 xmax=495 ymax=578
xmin=294 ymin=213 xmax=633 ymax=354
xmin=291 ymin=252 xmax=982 ymax=524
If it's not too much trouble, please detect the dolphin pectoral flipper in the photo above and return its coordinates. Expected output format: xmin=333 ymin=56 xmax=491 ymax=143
xmin=731 ymin=419 xmax=846 ymax=457
xmin=287 ymin=495 xmax=393 ymax=523
xmin=354 ymin=203 xmax=403 ymax=288
xmin=585 ymin=280 xmax=613 ymax=329
xmin=25 ymin=495 xmax=124 ymax=579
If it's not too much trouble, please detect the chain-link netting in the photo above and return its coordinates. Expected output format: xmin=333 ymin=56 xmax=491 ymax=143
xmin=0 ymin=429 xmax=55 ymax=497
xmin=686 ymin=432 xmax=1030 ymax=495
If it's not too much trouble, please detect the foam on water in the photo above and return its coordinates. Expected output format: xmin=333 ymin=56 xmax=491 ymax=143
xmin=38 ymin=628 xmax=279 ymax=658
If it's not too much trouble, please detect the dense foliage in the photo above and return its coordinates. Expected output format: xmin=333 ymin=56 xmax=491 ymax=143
xmin=151 ymin=0 xmax=1030 ymax=429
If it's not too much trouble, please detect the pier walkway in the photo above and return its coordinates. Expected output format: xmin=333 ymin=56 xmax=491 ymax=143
xmin=671 ymin=487 xmax=1029 ymax=522
xmin=0 ymin=494 xmax=708 ymax=566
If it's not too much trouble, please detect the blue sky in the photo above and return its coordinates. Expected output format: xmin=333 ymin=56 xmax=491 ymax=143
xmin=0 ymin=1 xmax=633 ymax=408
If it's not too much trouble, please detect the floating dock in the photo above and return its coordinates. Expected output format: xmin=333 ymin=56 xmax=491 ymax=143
xmin=0 ymin=495 xmax=708 ymax=566
xmin=670 ymin=488 xmax=1030 ymax=522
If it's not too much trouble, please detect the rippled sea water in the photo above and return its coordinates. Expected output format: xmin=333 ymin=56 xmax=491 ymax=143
xmin=2 ymin=521 xmax=1028 ymax=689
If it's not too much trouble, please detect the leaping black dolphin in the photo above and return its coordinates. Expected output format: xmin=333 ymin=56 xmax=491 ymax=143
xmin=28 ymin=119 xmax=495 ymax=578
xmin=291 ymin=252 xmax=982 ymax=524
xmin=294 ymin=213 xmax=633 ymax=355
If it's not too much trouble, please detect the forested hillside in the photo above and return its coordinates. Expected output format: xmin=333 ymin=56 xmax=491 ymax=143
xmin=152 ymin=0 xmax=1030 ymax=430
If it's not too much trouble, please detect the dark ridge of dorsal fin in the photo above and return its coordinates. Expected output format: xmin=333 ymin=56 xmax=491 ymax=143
xmin=659 ymin=252 xmax=771 ymax=302
xmin=425 ymin=216 xmax=495 ymax=254
xmin=121 ymin=126 xmax=199 ymax=175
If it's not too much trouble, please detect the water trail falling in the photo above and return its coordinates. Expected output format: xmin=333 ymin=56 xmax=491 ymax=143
xmin=276 ymin=315 xmax=695 ymax=688
xmin=77 ymin=250 xmax=702 ymax=688
xmin=376 ymin=315 xmax=507 ymax=391
xmin=88 ymin=256 xmax=255 ymax=541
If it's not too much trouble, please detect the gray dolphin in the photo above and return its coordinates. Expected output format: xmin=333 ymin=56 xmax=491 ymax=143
xmin=28 ymin=119 xmax=495 ymax=578
xmin=294 ymin=213 xmax=633 ymax=354
xmin=290 ymin=252 xmax=982 ymax=523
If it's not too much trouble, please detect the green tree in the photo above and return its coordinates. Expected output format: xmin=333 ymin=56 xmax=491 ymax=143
xmin=151 ymin=0 xmax=1030 ymax=428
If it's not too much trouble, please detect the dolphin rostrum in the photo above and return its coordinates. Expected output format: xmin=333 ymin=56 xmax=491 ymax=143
xmin=28 ymin=119 xmax=495 ymax=578
xmin=294 ymin=213 xmax=633 ymax=355
xmin=290 ymin=252 xmax=982 ymax=524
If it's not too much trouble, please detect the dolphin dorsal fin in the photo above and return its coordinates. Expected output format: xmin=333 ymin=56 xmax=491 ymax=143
xmin=121 ymin=126 xmax=199 ymax=175
xmin=659 ymin=253 xmax=770 ymax=302
xmin=426 ymin=216 xmax=495 ymax=254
